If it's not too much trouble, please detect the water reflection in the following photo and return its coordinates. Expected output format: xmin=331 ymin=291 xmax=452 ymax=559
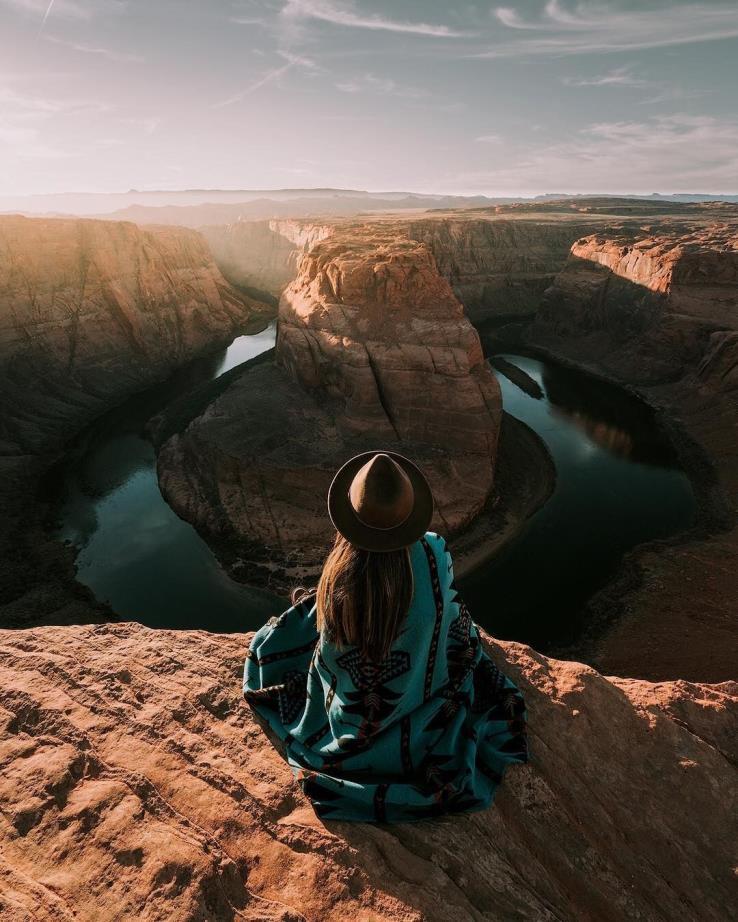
xmin=549 ymin=408 xmax=636 ymax=462
xmin=541 ymin=364 xmax=678 ymax=466
xmin=458 ymin=353 xmax=696 ymax=651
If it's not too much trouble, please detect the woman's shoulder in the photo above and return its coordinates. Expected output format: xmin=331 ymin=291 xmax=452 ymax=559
xmin=420 ymin=531 xmax=449 ymax=553
xmin=410 ymin=532 xmax=451 ymax=575
xmin=250 ymin=595 xmax=318 ymax=649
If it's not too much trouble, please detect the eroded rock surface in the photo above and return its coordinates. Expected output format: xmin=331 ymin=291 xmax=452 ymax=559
xmin=0 ymin=215 xmax=268 ymax=479
xmin=278 ymin=231 xmax=499 ymax=454
xmin=200 ymin=214 xmax=599 ymax=320
xmin=535 ymin=226 xmax=738 ymax=384
xmin=0 ymin=215 xmax=269 ymax=627
xmin=531 ymin=224 xmax=738 ymax=681
xmin=158 ymin=227 xmax=507 ymax=584
xmin=0 ymin=622 xmax=734 ymax=922
xmin=407 ymin=217 xmax=599 ymax=323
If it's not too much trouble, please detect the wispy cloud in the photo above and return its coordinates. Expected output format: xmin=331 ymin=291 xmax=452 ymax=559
xmin=0 ymin=119 xmax=73 ymax=159
xmin=213 ymin=50 xmax=316 ymax=107
xmin=480 ymin=1 xmax=738 ymax=57
xmin=639 ymin=86 xmax=709 ymax=106
xmin=476 ymin=133 xmax=502 ymax=143
xmin=335 ymin=73 xmax=427 ymax=98
xmin=118 ymin=115 xmax=160 ymax=135
xmin=281 ymin=0 xmax=470 ymax=38
xmin=0 ymin=0 xmax=89 ymax=20
xmin=0 ymin=82 xmax=111 ymax=163
xmin=45 ymin=34 xmax=143 ymax=62
xmin=561 ymin=64 xmax=709 ymax=106
xmin=39 ymin=0 xmax=55 ymax=31
xmin=563 ymin=66 xmax=645 ymax=88
xmin=229 ymin=0 xmax=270 ymax=27
xmin=0 ymin=85 xmax=110 ymax=115
xmin=318 ymin=113 xmax=377 ymax=121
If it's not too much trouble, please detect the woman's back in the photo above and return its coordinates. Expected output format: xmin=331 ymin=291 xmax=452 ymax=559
xmin=244 ymin=531 xmax=527 ymax=822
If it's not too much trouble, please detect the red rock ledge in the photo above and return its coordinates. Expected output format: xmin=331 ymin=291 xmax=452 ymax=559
xmin=0 ymin=622 xmax=734 ymax=921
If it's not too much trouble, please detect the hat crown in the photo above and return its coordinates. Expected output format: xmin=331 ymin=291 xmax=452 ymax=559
xmin=349 ymin=453 xmax=414 ymax=530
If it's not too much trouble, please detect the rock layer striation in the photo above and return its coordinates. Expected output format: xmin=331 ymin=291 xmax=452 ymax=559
xmin=200 ymin=214 xmax=599 ymax=322
xmin=0 ymin=215 xmax=267 ymax=480
xmin=406 ymin=217 xmax=599 ymax=323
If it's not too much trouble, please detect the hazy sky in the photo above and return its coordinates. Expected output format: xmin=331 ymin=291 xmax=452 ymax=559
xmin=1 ymin=0 xmax=737 ymax=196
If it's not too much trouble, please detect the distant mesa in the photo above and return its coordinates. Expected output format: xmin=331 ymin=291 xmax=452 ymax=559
xmin=4 ymin=187 xmax=737 ymax=223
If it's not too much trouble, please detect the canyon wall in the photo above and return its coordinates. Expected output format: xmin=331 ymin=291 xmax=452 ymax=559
xmin=0 ymin=621 xmax=734 ymax=921
xmin=530 ymin=224 xmax=738 ymax=682
xmin=277 ymin=229 xmax=500 ymax=454
xmin=534 ymin=227 xmax=738 ymax=385
xmin=0 ymin=214 xmax=269 ymax=628
xmin=0 ymin=215 xmax=267 ymax=484
xmin=157 ymin=226 xmax=504 ymax=584
xmin=407 ymin=217 xmax=599 ymax=323
xmin=201 ymin=215 xmax=600 ymax=320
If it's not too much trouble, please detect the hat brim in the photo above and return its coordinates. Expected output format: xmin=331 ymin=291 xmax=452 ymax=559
xmin=327 ymin=450 xmax=434 ymax=552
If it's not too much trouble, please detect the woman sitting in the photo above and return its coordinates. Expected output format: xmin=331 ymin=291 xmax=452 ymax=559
xmin=243 ymin=451 xmax=527 ymax=823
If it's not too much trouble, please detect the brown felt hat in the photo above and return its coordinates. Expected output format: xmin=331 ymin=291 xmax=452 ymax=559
xmin=327 ymin=451 xmax=434 ymax=552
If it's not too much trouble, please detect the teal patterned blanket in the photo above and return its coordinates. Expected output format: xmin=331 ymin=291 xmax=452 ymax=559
xmin=243 ymin=532 xmax=527 ymax=822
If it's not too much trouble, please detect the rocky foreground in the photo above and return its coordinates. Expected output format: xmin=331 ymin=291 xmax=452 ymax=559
xmin=0 ymin=622 xmax=735 ymax=922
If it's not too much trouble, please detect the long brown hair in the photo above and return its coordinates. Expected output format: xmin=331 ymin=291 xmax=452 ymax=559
xmin=315 ymin=532 xmax=414 ymax=661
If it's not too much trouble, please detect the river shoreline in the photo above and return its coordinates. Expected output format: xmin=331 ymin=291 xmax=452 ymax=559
xmin=11 ymin=332 xmax=555 ymax=633
xmin=516 ymin=328 xmax=736 ymax=682
xmin=196 ymin=407 xmax=557 ymax=598
xmin=452 ymin=412 xmax=556 ymax=579
xmin=4 ymin=328 xmax=556 ymax=632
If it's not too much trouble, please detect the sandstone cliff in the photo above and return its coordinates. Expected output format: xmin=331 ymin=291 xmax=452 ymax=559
xmin=535 ymin=226 xmax=738 ymax=384
xmin=200 ymin=215 xmax=599 ymax=322
xmin=157 ymin=226 xmax=508 ymax=586
xmin=530 ymin=224 xmax=738 ymax=682
xmin=0 ymin=622 xmax=734 ymax=921
xmin=277 ymin=230 xmax=500 ymax=455
xmin=407 ymin=217 xmax=599 ymax=323
xmin=0 ymin=215 xmax=270 ymax=627
xmin=0 ymin=215 xmax=269 ymax=478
